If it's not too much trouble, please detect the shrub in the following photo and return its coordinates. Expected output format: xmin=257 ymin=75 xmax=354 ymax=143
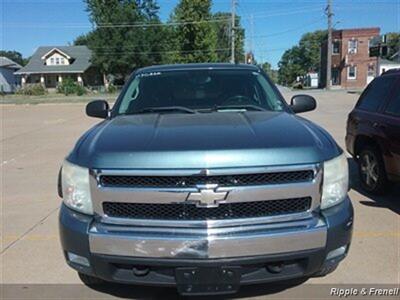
xmin=57 ymin=77 xmax=87 ymax=96
xmin=107 ymin=83 xmax=117 ymax=94
xmin=75 ymin=84 xmax=86 ymax=96
xmin=292 ymin=82 xmax=303 ymax=90
xmin=16 ymin=84 xmax=47 ymax=96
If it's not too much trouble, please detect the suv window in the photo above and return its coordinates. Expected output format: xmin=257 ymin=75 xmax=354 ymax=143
xmin=385 ymin=84 xmax=400 ymax=116
xmin=357 ymin=77 xmax=396 ymax=112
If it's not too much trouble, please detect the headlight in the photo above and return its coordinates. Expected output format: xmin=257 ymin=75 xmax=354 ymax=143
xmin=61 ymin=160 xmax=93 ymax=215
xmin=321 ymin=153 xmax=349 ymax=210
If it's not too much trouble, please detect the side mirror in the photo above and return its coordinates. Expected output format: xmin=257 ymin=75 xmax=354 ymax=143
xmin=86 ymin=100 xmax=109 ymax=119
xmin=290 ymin=94 xmax=316 ymax=113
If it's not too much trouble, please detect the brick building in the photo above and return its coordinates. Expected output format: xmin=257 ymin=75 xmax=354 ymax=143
xmin=320 ymin=27 xmax=380 ymax=89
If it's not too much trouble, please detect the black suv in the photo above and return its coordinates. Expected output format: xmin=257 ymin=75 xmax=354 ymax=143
xmin=346 ymin=69 xmax=400 ymax=194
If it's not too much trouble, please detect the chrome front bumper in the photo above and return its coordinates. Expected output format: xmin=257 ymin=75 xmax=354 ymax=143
xmin=87 ymin=164 xmax=327 ymax=259
xmin=89 ymin=216 xmax=327 ymax=259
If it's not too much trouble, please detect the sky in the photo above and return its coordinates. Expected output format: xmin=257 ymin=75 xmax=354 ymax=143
xmin=1 ymin=0 xmax=399 ymax=69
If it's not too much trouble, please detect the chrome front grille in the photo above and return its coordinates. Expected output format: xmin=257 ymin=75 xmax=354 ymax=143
xmin=90 ymin=164 xmax=322 ymax=228
xmin=100 ymin=170 xmax=314 ymax=188
xmin=102 ymin=197 xmax=312 ymax=220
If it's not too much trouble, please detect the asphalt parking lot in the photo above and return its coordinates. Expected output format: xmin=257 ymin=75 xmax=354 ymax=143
xmin=1 ymin=89 xmax=399 ymax=299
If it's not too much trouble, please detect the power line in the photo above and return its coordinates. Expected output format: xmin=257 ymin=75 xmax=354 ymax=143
xmin=2 ymin=2 xmax=395 ymax=28
xmin=88 ymin=48 xmax=231 ymax=55
xmin=99 ymin=7 xmax=325 ymax=27
xmin=2 ymin=7 xmax=327 ymax=29
xmin=252 ymin=18 xmax=325 ymax=39
xmin=249 ymin=47 xmax=292 ymax=53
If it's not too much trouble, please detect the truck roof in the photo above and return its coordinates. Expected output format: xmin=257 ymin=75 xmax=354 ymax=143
xmin=137 ymin=63 xmax=260 ymax=73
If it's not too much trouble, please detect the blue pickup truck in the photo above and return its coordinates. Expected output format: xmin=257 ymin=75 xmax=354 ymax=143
xmin=58 ymin=63 xmax=353 ymax=295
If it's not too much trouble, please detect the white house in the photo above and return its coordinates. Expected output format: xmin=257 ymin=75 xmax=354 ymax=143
xmin=0 ymin=57 xmax=21 ymax=93
xmin=15 ymin=46 xmax=102 ymax=89
xmin=305 ymin=72 xmax=319 ymax=88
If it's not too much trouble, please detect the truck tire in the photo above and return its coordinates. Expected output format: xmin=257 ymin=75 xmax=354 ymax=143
xmin=78 ymin=272 xmax=104 ymax=285
xmin=313 ymin=263 xmax=338 ymax=277
xmin=358 ymin=145 xmax=389 ymax=194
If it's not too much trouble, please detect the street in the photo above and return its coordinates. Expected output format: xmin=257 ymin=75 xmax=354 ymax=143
xmin=1 ymin=89 xmax=399 ymax=299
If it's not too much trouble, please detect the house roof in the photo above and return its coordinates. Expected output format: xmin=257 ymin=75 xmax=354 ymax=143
xmin=41 ymin=47 xmax=72 ymax=60
xmin=0 ymin=57 xmax=22 ymax=69
xmin=15 ymin=46 xmax=92 ymax=75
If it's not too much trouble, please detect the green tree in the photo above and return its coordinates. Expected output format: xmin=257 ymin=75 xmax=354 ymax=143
xmin=260 ymin=62 xmax=278 ymax=83
xmin=278 ymin=46 xmax=304 ymax=85
xmin=83 ymin=0 xmax=165 ymax=78
xmin=384 ymin=32 xmax=400 ymax=59
xmin=169 ymin=0 xmax=218 ymax=63
xmin=212 ymin=12 xmax=245 ymax=63
xmin=298 ymin=30 xmax=327 ymax=72
xmin=135 ymin=0 xmax=166 ymax=66
xmin=278 ymin=30 xmax=327 ymax=85
xmin=0 ymin=50 xmax=28 ymax=66
xmin=74 ymin=33 xmax=94 ymax=46
xmin=85 ymin=0 xmax=141 ymax=77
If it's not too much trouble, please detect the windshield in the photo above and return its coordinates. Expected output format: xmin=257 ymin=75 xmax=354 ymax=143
xmin=116 ymin=69 xmax=286 ymax=115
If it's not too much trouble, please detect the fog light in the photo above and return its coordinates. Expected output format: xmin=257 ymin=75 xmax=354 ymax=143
xmin=67 ymin=252 xmax=90 ymax=267
xmin=326 ymin=245 xmax=347 ymax=260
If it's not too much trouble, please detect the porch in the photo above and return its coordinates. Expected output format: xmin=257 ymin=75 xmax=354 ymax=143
xmin=21 ymin=73 xmax=84 ymax=88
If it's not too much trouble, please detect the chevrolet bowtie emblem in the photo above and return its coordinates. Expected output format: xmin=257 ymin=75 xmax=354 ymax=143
xmin=187 ymin=184 xmax=228 ymax=208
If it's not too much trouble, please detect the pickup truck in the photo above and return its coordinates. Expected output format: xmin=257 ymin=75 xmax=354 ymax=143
xmin=58 ymin=63 xmax=353 ymax=295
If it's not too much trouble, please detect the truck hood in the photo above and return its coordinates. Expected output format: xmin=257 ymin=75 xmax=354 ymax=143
xmin=68 ymin=111 xmax=341 ymax=169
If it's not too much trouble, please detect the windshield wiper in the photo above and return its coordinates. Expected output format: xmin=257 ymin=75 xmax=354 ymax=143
xmin=128 ymin=106 xmax=197 ymax=115
xmin=212 ymin=104 xmax=266 ymax=112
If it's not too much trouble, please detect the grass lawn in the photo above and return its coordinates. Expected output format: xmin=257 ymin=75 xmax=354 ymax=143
xmin=0 ymin=92 xmax=120 ymax=105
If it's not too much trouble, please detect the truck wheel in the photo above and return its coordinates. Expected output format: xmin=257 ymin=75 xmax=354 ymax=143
xmin=358 ymin=146 xmax=389 ymax=194
xmin=313 ymin=263 xmax=338 ymax=277
xmin=78 ymin=272 xmax=104 ymax=285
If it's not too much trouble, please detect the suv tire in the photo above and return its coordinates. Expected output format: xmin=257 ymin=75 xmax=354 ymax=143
xmin=78 ymin=272 xmax=104 ymax=285
xmin=358 ymin=145 xmax=389 ymax=194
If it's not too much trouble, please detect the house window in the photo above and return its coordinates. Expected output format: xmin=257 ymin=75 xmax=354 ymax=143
xmin=348 ymin=65 xmax=357 ymax=80
xmin=348 ymin=39 xmax=357 ymax=54
xmin=56 ymin=57 xmax=60 ymax=65
xmin=60 ymin=57 xmax=65 ymax=65
xmin=367 ymin=64 xmax=375 ymax=77
xmin=50 ymin=57 xmax=55 ymax=65
xmin=332 ymin=41 xmax=340 ymax=54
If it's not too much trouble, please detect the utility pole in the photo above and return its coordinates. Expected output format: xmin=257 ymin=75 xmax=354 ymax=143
xmin=326 ymin=0 xmax=333 ymax=89
xmin=250 ymin=14 xmax=254 ymax=64
xmin=230 ymin=0 xmax=237 ymax=63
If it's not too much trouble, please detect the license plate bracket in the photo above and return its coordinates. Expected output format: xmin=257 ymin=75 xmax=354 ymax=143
xmin=175 ymin=266 xmax=241 ymax=295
